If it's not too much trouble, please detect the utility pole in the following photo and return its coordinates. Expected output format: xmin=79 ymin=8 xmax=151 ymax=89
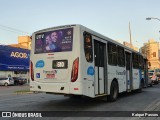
xmin=129 ymin=21 xmax=132 ymax=48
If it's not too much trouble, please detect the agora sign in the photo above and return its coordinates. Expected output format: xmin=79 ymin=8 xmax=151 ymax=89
xmin=10 ymin=52 xmax=28 ymax=58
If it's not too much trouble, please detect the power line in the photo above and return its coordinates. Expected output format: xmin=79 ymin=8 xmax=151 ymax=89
xmin=0 ymin=24 xmax=29 ymax=35
xmin=0 ymin=27 xmax=23 ymax=34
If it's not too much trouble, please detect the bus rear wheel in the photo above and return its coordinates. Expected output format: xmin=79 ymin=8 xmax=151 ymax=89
xmin=108 ymin=81 xmax=118 ymax=102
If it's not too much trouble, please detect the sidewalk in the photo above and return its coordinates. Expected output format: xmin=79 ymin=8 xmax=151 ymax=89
xmin=144 ymin=98 xmax=160 ymax=111
xmin=130 ymin=98 xmax=160 ymax=120
xmin=0 ymin=84 xmax=30 ymax=97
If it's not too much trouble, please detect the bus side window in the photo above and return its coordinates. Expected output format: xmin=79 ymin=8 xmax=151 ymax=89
xmin=84 ymin=32 xmax=93 ymax=62
xmin=139 ymin=55 xmax=144 ymax=70
xmin=132 ymin=53 xmax=139 ymax=69
xmin=126 ymin=53 xmax=130 ymax=70
xmin=108 ymin=42 xmax=117 ymax=66
xmin=117 ymin=46 xmax=125 ymax=67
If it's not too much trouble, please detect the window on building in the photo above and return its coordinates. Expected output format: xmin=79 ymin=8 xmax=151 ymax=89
xmin=153 ymin=52 xmax=156 ymax=57
xmin=148 ymin=62 xmax=151 ymax=66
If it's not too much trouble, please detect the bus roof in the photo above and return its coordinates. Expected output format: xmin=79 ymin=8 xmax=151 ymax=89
xmin=80 ymin=24 xmax=142 ymax=55
xmin=34 ymin=24 xmax=77 ymax=33
xmin=33 ymin=24 xmax=142 ymax=55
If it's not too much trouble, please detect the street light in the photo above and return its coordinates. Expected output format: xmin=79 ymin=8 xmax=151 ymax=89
xmin=146 ymin=17 xmax=160 ymax=21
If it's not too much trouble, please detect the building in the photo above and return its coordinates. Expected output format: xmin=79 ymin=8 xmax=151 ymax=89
xmin=9 ymin=36 xmax=31 ymax=50
xmin=123 ymin=41 xmax=138 ymax=51
xmin=0 ymin=45 xmax=30 ymax=80
xmin=140 ymin=39 xmax=160 ymax=70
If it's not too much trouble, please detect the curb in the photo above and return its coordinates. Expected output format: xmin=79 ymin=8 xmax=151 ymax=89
xmin=14 ymin=91 xmax=40 ymax=95
xmin=14 ymin=91 xmax=34 ymax=95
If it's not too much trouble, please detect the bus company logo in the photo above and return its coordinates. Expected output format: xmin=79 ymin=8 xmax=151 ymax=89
xmin=43 ymin=70 xmax=57 ymax=74
xmin=87 ymin=66 xmax=95 ymax=76
xmin=116 ymin=70 xmax=126 ymax=75
xmin=2 ymin=112 xmax=11 ymax=117
xmin=10 ymin=52 xmax=29 ymax=59
xmin=36 ymin=60 xmax=45 ymax=68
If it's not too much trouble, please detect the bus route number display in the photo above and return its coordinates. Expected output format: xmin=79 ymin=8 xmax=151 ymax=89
xmin=52 ymin=60 xmax=68 ymax=69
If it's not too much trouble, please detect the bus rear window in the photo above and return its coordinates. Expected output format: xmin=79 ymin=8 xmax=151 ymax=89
xmin=83 ymin=32 xmax=93 ymax=62
xmin=34 ymin=28 xmax=73 ymax=54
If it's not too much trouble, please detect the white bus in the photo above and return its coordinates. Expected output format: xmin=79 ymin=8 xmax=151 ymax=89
xmin=30 ymin=24 xmax=145 ymax=101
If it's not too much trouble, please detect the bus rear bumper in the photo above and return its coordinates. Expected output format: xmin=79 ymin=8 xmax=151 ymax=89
xmin=30 ymin=81 xmax=83 ymax=95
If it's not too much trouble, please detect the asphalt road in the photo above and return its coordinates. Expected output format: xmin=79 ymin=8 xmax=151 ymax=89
xmin=0 ymin=84 xmax=160 ymax=120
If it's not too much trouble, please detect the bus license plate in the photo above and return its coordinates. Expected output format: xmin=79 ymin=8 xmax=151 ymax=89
xmin=46 ymin=74 xmax=55 ymax=79
xmin=52 ymin=60 xmax=68 ymax=69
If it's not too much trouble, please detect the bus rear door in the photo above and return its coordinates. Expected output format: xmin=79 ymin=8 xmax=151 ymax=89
xmin=94 ymin=40 xmax=106 ymax=95
xmin=125 ymin=52 xmax=132 ymax=91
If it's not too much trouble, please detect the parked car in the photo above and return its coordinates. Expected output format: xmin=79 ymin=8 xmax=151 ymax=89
xmin=12 ymin=77 xmax=26 ymax=85
xmin=22 ymin=78 xmax=27 ymax=84
xmin=0 ymin=77 xmax=14 ymax=86
xmin=156 ymin=74 xmax=160 ymax=82
xmin=147 ymin=75 xmax=153 ymax=87
xmin=148 ymin=72 xmax=159 ymax=85
xmin=148 ymin=69 xmax=160 ymax=83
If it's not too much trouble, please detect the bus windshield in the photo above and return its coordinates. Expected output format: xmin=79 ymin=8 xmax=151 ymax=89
xmin=34 ymin=28 xmax=73 ymax=54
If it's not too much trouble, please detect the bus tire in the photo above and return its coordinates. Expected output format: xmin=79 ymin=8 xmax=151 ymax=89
xmin=108 ymin=81 xmax=118 ymax=102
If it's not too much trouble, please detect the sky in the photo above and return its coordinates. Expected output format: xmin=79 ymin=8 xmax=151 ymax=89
xmin=0 ymin=0 xmax=160 ymax=48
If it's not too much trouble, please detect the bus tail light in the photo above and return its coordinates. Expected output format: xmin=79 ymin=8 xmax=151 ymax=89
xmin=30 ymin=61 xmax=34 ymax=81
xmin=71 ymin=57 xmax=79 ymax=82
